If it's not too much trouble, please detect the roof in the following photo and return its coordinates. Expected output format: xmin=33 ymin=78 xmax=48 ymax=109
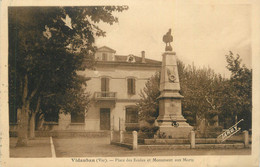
xmin=114 ymin=55 xmax=161 ymax=65
xmin=95 ymin=46 xmax=162 ymax=67
xmin=97 ymin=46 xmax=116 ymax=53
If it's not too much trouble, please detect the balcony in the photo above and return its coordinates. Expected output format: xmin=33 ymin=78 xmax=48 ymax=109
xmin=94 ymin=92 xmax=117 ymax=101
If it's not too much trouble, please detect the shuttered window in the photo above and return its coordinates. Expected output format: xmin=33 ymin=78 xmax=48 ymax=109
xmin=127 ymin=78 xmax=136 ymax=95
xmin=101 ymin=77 xmax=109 ymax=97
xmin=44 ymin=111 xmax=59 ymax=123
xmin=71 ymin=112 xmax=85 ymax=123
xmin=125 ymin=107 xmax=138 ymax=123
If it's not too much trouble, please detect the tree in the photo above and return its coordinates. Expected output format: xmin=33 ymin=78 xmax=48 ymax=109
xmin=179 ymin=62 xmax=225 ymax=127
xmin=137 ymin=72 xmax=160 ymax=125
xmin=9 ymin=6 xmax=128 ymax=146
xmin=221 ymin=51 xmax=252 ymax=130
xmin=137 ymin=53 xmax=252 ymax=133
xmin=138 ymin=60 xmax=226 ymax=131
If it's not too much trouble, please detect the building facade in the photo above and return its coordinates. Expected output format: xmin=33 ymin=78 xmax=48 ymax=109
xmin=10 ymin=46 xmax=161 ymax=132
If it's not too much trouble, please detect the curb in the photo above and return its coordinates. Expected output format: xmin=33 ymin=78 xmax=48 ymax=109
xmin=50 ymin=136 xmax=56 ymax=158
xmin=111 ymin=141 xmax=133 ymax=150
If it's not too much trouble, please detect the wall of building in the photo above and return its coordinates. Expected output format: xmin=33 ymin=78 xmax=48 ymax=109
xmin=56 ymin=65 xmax=160 ymax=131
xmin=83 ymin=67 xmax=158 ymax=99
xmin=95 ymin=52 xmax=115 ymax=61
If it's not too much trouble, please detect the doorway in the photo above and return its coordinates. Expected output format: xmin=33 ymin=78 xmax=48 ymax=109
xmin=100 ymin=108 xmax=110 ymax=130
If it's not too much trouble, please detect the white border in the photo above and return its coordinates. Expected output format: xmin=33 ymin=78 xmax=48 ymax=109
xmin=1 ymin=0 xmax=259 ymax=167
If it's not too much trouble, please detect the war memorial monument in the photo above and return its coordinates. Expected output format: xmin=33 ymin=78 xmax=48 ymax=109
xmin=156 ymin=29 xmax=193 ymax=138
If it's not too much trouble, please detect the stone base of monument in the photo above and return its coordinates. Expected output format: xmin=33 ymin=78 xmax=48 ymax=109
xmin=157 ymin=127 xmax=193 ymax=139
xmin=156 ymin=115 xmax=193 ymax=139
xmin=156 ymin=126 xmax=193 ymax=139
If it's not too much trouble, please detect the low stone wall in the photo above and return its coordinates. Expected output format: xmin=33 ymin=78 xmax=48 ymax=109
xmin=144 ymin=138 xmax=225 ymax=145
xmin=111 ymin=130 xmax=250 ymax=150
xmin=195 ymin=138 xmax=218 ymax=144
xmin=10 ymin=130 xmax=109 ymax=138
xmin=110 ymin=130 xmax=138 ymax=150
xmin=138 ymin=143 xmax=245 ymax=150
xmin=123 ymin=132 xmax=133 ymax=144
xmin=144 ymin=139 xmax=190 ymax=145
xmin=143 ymin=138 xmax=245 ymax=145
xmin=195 ymin=143 xmax=245 ymax=149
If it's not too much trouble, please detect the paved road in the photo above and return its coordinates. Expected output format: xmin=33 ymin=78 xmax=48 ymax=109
xmin=53 ymin=137 xmax=251 ymax=157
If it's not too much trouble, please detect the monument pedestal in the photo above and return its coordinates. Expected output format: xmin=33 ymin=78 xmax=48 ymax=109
xmin=156 ymin=51 xmax=193 ymax=138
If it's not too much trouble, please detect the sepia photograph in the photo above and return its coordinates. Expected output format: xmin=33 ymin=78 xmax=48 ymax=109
xmin=1 ymin=0 xmax=259 ymax=167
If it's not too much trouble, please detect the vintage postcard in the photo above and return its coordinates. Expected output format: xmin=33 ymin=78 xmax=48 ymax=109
xmin=0 ymin=0 xmax=259 ymax=166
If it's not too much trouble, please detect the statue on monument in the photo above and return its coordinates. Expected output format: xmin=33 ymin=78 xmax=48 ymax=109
xmin=163 ymin=29 xmax=173 ymax=51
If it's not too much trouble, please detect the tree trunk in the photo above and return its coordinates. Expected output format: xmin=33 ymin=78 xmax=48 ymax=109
xmin=16 ymin=102 xmax=29 ymax=146
xmin=16 ymin=75 xmax=30 ymax=147
xmin=29 ymin=112 xmax=36 ymax=139
xmin=37 ymin=113 xmax=44 ymax=130
xmin=16 ymin=74 xmax=41 ymax=146
xmin=29 ymin=97 xmax=41 ymax=138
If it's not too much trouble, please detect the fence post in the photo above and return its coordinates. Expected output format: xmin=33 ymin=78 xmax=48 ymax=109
xmin=120 ymin=130 xmax=124 ymax=143
xmin=110 ymin=130 xmax=113 ymax=144
xmin=112 ymin=116 xmax=114 ymax=131
xmin=190 ymin=130 xmax=195 ymax=149
xmin=243 ymin=130 xmax=249 ymax=148
xmin=132 ymin=131 xmax=138 ymax=150
xmin=119 ymin=118 xmax=120 ymax=131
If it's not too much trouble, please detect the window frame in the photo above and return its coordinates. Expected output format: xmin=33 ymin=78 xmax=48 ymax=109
xmin=71 ymin=111 xmax=85 ymax=123
xmin=101 ymin=77 xmax=110 ymax=97
xmin=125 ymin=106 xmax=139 ymax=124
xmin=127 ymin=78 xmax=136 ymax=95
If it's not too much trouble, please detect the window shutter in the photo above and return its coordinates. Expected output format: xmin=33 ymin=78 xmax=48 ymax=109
xmin=127 ymin=78 xmax=136 ymax=94
xmin=126 ymin=108 xmax=130 ymax=123
xmin=132 ymin=79 xmax=136 ymax=94
xmin=106 ymin=78 xmax=109 ymax=92
xmin=127 ymin=78 xmax=131 ymax=94
xmin=101 ymin=78 xmax=106 ymax=92
xmin=101 ymin=78 xmax=109 ymax=92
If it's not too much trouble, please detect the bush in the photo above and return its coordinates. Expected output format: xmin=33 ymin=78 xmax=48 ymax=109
xmin=138 ymin=126 xmax=159 ymax=139
xmin=146 ymin=117 xmax=156 ymax=124
xmin=140 ymin=126 xmax=159 ymax=133
xmin=183 ymin=110 xmax=193 ymax=116
xmin=196 ymin=126 xmax=223 ymax=138
xmin=157 ymin=132 xmax=167 ymax=139
xmin=125 ymin=126 xmax=140 ymax=132
xmin=207 ymin=126 xmax=222 ymax=132
xmin=186 ymin=116 xmax=194 ymax=123
xmin=138 ymin=132 xmax=155 ymax=139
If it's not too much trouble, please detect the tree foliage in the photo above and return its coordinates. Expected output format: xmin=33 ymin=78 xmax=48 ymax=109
xmin=137 ymin=72 xmax=160 ymax=125
xmin=137 ymin=53 xmax=252 ymax=131
xmin=8 ymin=6 xmax=128 ymax=145
xmin=179 ymin=61 xmax=225 ymax=127
xmin=220 ymin=51 xmax=252 ymax=130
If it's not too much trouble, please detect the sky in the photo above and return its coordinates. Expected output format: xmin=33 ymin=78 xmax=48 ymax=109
xmin=95 ymin=2 xmax=251 ymax=78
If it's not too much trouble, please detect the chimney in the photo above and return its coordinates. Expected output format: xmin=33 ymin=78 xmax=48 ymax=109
xmin=141 ymin=51 xmax=146 ymax=63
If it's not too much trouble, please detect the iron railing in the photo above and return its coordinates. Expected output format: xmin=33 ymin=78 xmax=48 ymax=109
xmin=94 ymin=92 xmax=117 ymax=100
